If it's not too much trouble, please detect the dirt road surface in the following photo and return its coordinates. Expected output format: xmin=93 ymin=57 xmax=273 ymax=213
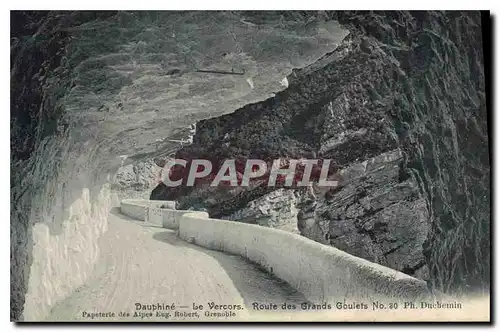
xmin=47 ymin=209 xmax=306 ymax=321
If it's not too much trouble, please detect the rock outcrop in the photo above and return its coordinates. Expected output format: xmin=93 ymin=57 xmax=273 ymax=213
xmin=112 ymin=159 xmax=161 ymax=200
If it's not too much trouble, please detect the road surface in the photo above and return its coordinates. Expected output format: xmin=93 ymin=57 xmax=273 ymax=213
xmin=47 ymin=208 xmax=306 ymax=321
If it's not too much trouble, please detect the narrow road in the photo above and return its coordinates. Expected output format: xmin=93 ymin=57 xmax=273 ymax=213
xmin=47 ymin=209 xmax=306 ymax=321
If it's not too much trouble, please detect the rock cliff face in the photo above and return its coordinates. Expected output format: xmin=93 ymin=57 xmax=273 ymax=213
xmin=328 ymin=11 xmax=490 ymax=294
xmin=151 ymin=11 xmax=489 ymax=294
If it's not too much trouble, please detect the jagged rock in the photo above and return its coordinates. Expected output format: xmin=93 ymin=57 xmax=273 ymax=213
xmin=224 ymin=189 xmax=300 ymax=232
xmin=113 ymin=160 xmax=160 ymax=199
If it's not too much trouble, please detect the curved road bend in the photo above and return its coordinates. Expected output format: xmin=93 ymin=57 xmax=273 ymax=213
xmin=47 ymin=208 xmax=306 ymax=321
